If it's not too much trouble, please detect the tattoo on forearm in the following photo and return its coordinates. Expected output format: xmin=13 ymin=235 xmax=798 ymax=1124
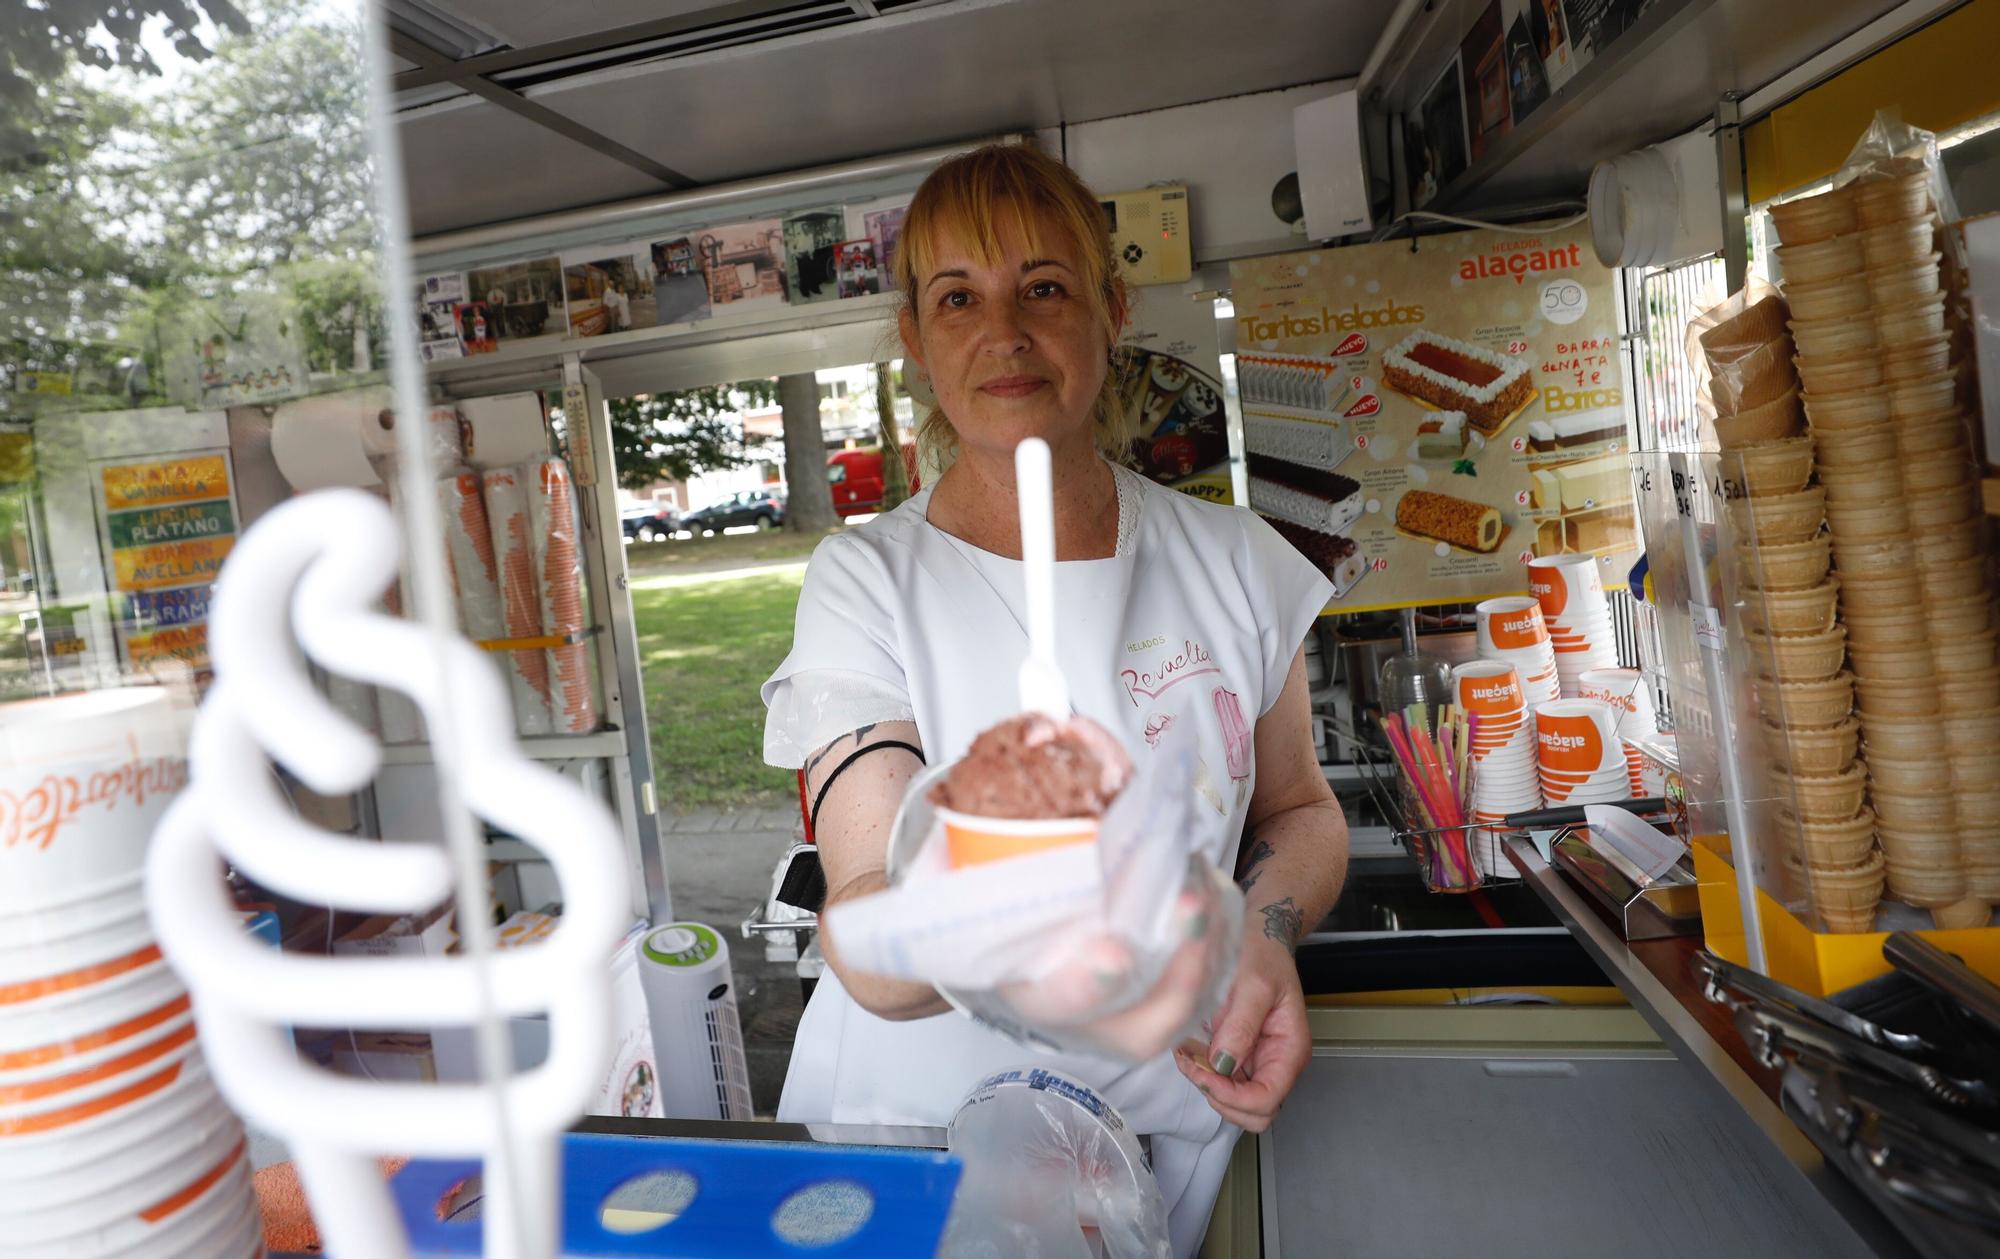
xmin=805 ymin=722 xmax=881 ymax=782
xmin=1261 ymin=897 xmax=1303 ymax=947
xmin=1235 ymin=838 xmax=1275 ymax=893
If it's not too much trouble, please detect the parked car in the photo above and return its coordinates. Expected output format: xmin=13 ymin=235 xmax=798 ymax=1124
xmin=687 ymin=487 xmax=786 ymax=534
xmin=620 ymin=504 xmax=678 ymax=542
xmin=826 ymin=445 xmax=920 ymax=517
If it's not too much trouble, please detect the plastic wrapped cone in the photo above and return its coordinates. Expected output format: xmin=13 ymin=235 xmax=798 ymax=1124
xmin=480 ymin=467 xmax=555 ymax=736
xmin=528 ymin=458 xmax=598 ymax=734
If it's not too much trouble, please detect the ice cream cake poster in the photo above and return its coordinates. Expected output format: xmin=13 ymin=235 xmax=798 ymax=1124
xmin=1227 ymin=220 xmax=1635 ymax=614
xmin=1115 ymin=279 xmax=1234 ymax=504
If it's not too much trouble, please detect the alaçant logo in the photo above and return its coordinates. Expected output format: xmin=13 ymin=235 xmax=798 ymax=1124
xmin=1237 ymin=298 xmax=1425 ymax=344
xmin=1458 ymin=243 xmax=1585 ymax=284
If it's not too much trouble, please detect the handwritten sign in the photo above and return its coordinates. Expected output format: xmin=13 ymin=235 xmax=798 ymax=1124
xmin=95 ymin=451 xmax=239 ymax=671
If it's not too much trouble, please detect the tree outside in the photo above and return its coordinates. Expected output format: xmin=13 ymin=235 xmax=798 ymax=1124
xmin=606 ymin=380 xmax=780 ymax=492
xmin=777 ymin=372 xmax=838 ymax=531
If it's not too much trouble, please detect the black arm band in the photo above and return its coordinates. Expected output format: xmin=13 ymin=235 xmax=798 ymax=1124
xmin=810 ymin=739 xmax=926 ymax=831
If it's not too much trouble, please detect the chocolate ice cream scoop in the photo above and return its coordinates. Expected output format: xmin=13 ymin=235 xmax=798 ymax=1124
xmin=932 ymin=713 xmax=1132 ymax=820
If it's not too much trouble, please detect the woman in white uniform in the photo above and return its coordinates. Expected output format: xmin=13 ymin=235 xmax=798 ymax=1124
xmin=763 ymin=144 xmax=1349 ymax=1256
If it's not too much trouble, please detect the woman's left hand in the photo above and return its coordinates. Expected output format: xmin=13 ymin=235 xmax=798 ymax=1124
xmin=1172 ymin=931 xmax=1310 ymax=1132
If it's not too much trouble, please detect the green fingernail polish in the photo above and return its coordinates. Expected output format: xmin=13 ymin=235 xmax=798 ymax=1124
xmin=1211 ymin=1051 xmax=1236 ymax=1076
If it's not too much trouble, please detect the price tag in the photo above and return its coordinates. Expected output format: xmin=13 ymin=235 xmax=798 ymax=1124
xmin=1691 ymin=601 xmax=1724 ymax=654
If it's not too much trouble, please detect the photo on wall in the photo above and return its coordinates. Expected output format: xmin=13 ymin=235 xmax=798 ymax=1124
xmin=835 ymin=240 xmax=882 ymax=298
xmin=561 ymin=252 xmax=655 ymax=338
xmin=1406 ymin=55 xmax=1468 ymax=210
xmin=647 ymin=237 xmax=712 ymax=327
xmin=464 ymin=257 xmax=566 ymax=342
xmin=455 ymin=302 xmax=496 ymax=354
xmin=783 ymin=208 xmax=847 ymax=305
xmin=864 ymin=204 xmax=908 ymax=276
xmin=416 ymin=271 xmax=464 ymax=362
xmin=1530 ymin=0 xmax=1578 ymax=90
xmin=691 ymin=219 xmax=788 ymax=311
xmin=1459 ymin=0 xmax=1511 ymax=164
xmin=1504 ymin=9 xmax=1551 ymax=123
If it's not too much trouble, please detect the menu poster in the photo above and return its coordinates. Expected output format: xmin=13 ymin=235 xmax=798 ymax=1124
xmin=94 ymin=450 xmax=241 ymax=671
xmin=1115 ymin=284 xmax=1232 ymax=503
xmin=416 ymin=271 xmax=465 ymax=362
xmin=1406 ymin=55 xmax=1469 ymax=210
xmin=1459 ymin=1 xmax=1510 ymax=164
xmin=1562 ymin=0 xmax=1656 ymax=67
xmin=1227 ymin=220 xmax=1635 ymax=614
xmin=1528 ymin=0 xmax=1581 ymax=92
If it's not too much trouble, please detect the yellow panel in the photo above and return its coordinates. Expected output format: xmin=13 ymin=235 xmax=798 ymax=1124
xmin=1745 ymin=0 xmax=2000 ymax=204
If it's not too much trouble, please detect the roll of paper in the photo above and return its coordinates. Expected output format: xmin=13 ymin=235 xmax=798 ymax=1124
xmin=481 ymin=467 xmax=555 ymax=736
xmin=367 ymin=404 xmax=465 ymax=471
xmin=437 ymin=471 xmax=505 ymax=642
xmin=526 ymin=457 xmax=598 ymax=734
xmin=270 ymin=391 xmax=387 ymax=491
xmin=459 ymin=394 xmax=548 ymax=470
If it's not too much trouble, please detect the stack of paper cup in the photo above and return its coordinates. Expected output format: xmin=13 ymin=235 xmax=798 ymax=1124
xmin=0 ymin=689 xmax=261 ymax=1258
xmin=1474 ymin=596 xmax=1560 ymax=706
xmin=1528 ymin=556 xmax=1620 ymax=696
xmin=1455 ymin=661 xmax=1539 ymax=876
xmin=1576 ymin=667 xmax=1664 ymax=797
xmin=1534 ymin=699 xmax=1634 ymax=806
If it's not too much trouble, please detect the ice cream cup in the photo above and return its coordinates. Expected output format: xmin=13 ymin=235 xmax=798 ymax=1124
xmin=1730 ymin=486 xmax=1825 ymax=544
xmin=1821 ymin=493 xmax=1910 ymax=540
xmin=0 ymin=1011 xmax=198 ymax=1124
xmin=1790 ymin=313 xmax=1878 ymax=359
xmin=1533 ymin=699 xmax=1623 ymax=777
xmin=1475 ymin=597 xmax=1551 ymax=654
xmin=0 ymin=880 xmax=147 ymax=958
xmin=1867 ymin=753 xmax=1953 ymax=793
xmin=1885 ymin=862 xmax=1967 ymax=909
xmin=1840 ymin=610 xmax=1930 ymax=647
xmin=1929 ymin=592 xmax=1996 ymax=637
xmin=1914 ymin=525 xmax=1982 ymax=571
xmin=1877 ymin=826 xmax=1964 ymax=868
xmin=937 ymin=807 xmax=1098 ymax=868
xmin=1922 ymin=565 xmax=1992 ymax=604
xmin=1746 ymin=625 xmax=1847 ymax=683
xmin=1807 ymin=847 xmax=1884 ymax=915
xmin=0 ymin=910 xmax=159 ymax=990
xmin=1743 ymin=579 xmax=1840 ymax=636
xmin=1729 ymin=436 xmax=1816 ymax=496
xmin=1 ymin=1107 xmax=240 ymax=1237
xmin=1903 ymin=446 xmax=1972 ymax=491
xmin=0 ymin=689 xmax=190 ymax=919
xmin=1817 ymin=463 xmax=1905 ymax=501
xmin=1942 ymin=705 xmax=2000 ymax=745
xmin=1711 ymin=336 xmax=1798 ymax=414
xmin=1930 ymin=899 xmax=1993 ymax=931
xmin=1801 ymin=385 xmax=1890 ymax=430
xmin=1881 ymin=335 xmax=1952 ymax=382
xmin=1782 ymin=762 xmax=1869 ymax=822
xmin=1863 ymin=254 xmax=1943 ymax=307
xmin=1871 ymin=789 xmax=1959 ymax=833
xmin=1701 ymin=294 xmax=1792 ymax=359
xmin=1453 ymin=659 xmax=1527 ymax=718
xmin=1809 ymin=424 xmax=1896 ymax=469
xmin=1793 ymin=352 xmax=1882 ymax=395
xmin=1875 ymin=295 xmax=1948 ymax=347
xmin=1891 ymin=375 xmax=1963 ymax=425
xmin=1936 ymin=629 xmax=2000 ymax=673
xmin=1787 ymin=808 xmax=1878 ymax=867
xmin=1740 ymin=536 xmax=1832 ymax=589
xmin=1525 ymin=554 xmax=1606 ymax=623
xmin=1770 ymin=186 xmax=1859 ymax=245
xmin=13 ymin=1138 xmax=253 ymax=1259
xmin=1909 ymin=484 xmax=1980 ymax=530
xmin=1958 ymin=787 xmax=2000 ymax=826
xmin=1896 ymin=409 xmax=1969 ymax=456
xmin=1853 ymin=172 xmax=1930 ymax=226
xmin=1757 ymin=671 xmax=1854 ymax=729
xmin=1762 ymin=718 xmax=1859 ymax=774
xmin=0 ymin=990 xmax=191 ymax=1088
xmin=1853 ymin=673 xmax=1939 ymax=716
xmin=1785 ymin=274 xmax=1872 ymax=321
xmin=1940 ymin=665 xmax=2000 ymax=712
xmin=1971 ymin=867 xmax=2000 ymax=901
xmin=1847 ymin=642 xmax=1936 ymax=682
xmin=1830 ymin=533 xmax=1915 ymax=577
xmin=1859 ymin=218 xmax=1935 ymax=267
xmin=1837 ymin=567 xmax=1922 ymax=607
xmin=1776 ymin=231 xmax=1864 ymax=283
xmin=1715 ymin=389 xmax=1804 ymax=447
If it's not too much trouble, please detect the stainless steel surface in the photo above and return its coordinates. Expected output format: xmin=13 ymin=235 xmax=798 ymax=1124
xmin=1883 ymin=932 xmax=2000 ymax=1041
xmin=1505 ymin=835 xmax=1923 ymax=1258
xmin=1718 ymin=95 xmax=1750 ymax=295
xmin=1550 ymin=828 xmax=1703 ymax=941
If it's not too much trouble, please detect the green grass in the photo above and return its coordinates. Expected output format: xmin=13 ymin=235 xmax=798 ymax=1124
xmin=632 ymin=568 xmax=806 ymax=811
xmin=626 ymin=525 xmax=841 ymax=576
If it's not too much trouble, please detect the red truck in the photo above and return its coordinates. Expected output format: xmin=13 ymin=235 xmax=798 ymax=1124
xmin=826 ymin=445 xmax=920 ymax=517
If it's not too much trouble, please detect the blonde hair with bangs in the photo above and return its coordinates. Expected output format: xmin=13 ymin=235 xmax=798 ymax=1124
xmin=892 ymin=144 xmax=1132 ymax=467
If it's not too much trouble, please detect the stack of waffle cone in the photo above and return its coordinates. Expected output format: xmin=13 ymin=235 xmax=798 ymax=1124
xmin=1700 ymin=283 xmax=1876 ymax=927
xmin=1771 ymin=170 xmax=1996 ymax=931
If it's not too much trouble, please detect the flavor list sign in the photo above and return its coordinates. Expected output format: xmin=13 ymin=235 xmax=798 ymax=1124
xmin=94 ymin=451 xmax=239 ymax=670
xmin=1228 ymin=220 xmax=1634 ymax=614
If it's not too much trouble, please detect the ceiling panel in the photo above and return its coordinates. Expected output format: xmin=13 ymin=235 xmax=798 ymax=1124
xmin=400 ymin=99 xmax=673 ymax=237
xmin=447 ymin=0 xmax=783 ymax=51
xmin=544 ymin=0 xmax=1397 ymax=183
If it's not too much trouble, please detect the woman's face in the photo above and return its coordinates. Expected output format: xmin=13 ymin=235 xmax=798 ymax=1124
xmin=900 ymin=218 xmax=1120 ymax=461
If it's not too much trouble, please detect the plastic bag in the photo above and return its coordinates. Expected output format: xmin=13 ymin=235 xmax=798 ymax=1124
xmin=1682 ymin=277 xmax=1803 ymax=449
xmin=822 ymin=719 xmax=1243 ymax=1061
xmin=1835 ymin=109 xmax=1964 ymax=266
xmin=939 ymin=1068 xmax=1172 ymax=1259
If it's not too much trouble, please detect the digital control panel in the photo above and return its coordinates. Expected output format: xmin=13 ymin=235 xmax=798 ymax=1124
xmin=1100 ymin=184 xmax=1193 ymax=287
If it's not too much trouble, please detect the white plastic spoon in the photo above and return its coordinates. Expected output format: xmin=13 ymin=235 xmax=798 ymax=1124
xmin=1015 ymin=438 xmax=1070 ymax=718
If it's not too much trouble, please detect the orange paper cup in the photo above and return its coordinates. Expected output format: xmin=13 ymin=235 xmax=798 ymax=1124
xmin=938 ymin=807 xmax=1098 ymax=868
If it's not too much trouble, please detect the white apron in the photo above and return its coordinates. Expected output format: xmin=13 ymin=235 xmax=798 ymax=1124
xmin=762 ymin=464 xmax=1330 ymax=1256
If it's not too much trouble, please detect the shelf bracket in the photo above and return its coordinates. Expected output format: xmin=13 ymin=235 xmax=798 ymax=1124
xmin=1715 ymin=95 xmax=1750 ymax=294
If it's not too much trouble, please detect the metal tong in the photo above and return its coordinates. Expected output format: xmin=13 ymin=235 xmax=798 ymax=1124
xmin=1886 ymin=932 xmax=2000 ymax=1045
xmin=1694 ymin=950 xmax=1934 ymax=1057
